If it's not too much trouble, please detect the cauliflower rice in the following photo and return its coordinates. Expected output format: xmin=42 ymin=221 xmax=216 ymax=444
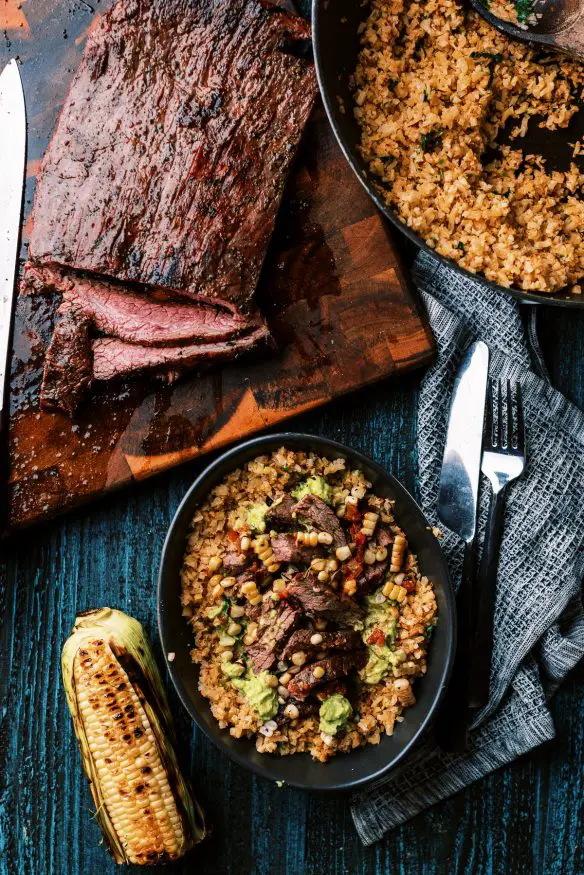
xmin=180 ymin=448 xmax=438 ymax=762
xmin=353 ymin=0 xmax=584 ymax=293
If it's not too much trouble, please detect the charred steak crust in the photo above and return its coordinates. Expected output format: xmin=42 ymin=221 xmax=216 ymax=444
xmin=265 ymin=494 xmax=296 ymax=528
xmin=280 ymin=629 xmax=363 ymax=661
xmin=286 ymin=573 xmax=364 ymax=626
xmin=27 ymin=0 xmax=317 ymax=311
xmin=291 ymin=494 xmax=347 ymax=549
xmin=270 ymin=533 xmax=322 ymax=565
xmin=287 ymin=651 xmax=368 ymax=699
xmin=40 ymin=305 xmax=92 ymax=417
xmin=245 ymin=600 xmax=301 ymax=674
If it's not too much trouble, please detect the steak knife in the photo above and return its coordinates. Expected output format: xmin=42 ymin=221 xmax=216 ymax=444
xmin=436 ymin=340 xmax=489 ymax=751
xmin=0 ymin=59 xmax=26 ymax=429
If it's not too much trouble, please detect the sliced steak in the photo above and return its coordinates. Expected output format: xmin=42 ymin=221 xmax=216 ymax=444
xmin=286 ymin=573 xmax=363 ymax=627
xmin=377 ymin=525 xmax=394 ymax=548
xmin=270 ymin=533 xmax=321 ymax=565
xmin=275 ymin=698 xmax=317 ymax=726
xmin=40 ymin=304 xmax=92 ymax=416
xmin=91 ymin=323 xmax=269 ymax=383
xmin=24 ymin=265 xmax=257 ymax=345
xmin=292 ymin=494 xmax=347 ymax=549
xmin=280 ymin=629 xmax=363 ymax=662
xmin=27 ymin=0 xmax=317 ymax=312
xmin=288 ymin=651 xmax=368 ymax=699
xmin=265 ymin=494 xmax=296 ymax=528
xmin=245 ymin=601 xmax=301 ymax=674
xmin=222 ymin=553 xmax=248 ymax=570
xmin=357 ymin=562 xmax=387 ymax=593
xmin=314 ymin=679 xmax=349 ymax=701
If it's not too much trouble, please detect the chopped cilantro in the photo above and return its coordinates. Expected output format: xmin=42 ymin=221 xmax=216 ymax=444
xmin=420 ymin=128 xmax=443 ymax=153
xmin=424 ymin=624 xmax=436 ymax=639
xmin=455 ymin=241 xmax=465 ymax=253
xmin=423 ymin=87 xmax=430 ymax=102
xmin=471 ymin=51 xmax=503 ymax=62
xmin=515 ymin=0 xmax=534 ymax=23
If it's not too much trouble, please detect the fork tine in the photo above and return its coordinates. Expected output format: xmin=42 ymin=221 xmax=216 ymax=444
xmin=515 ymin=382 xmax=525 ymax=453
xmin=506 ymin=380 xmax=513 ymax=450
xmin=496 ymin=379 xmax=503 ymax=448
xmin=484 ymin=378 xmax=494 ymax=447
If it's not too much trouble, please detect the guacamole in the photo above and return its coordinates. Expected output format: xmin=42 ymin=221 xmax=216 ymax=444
xmin=246 ymin=502 xmax=268 ymax=533
xmin=319 ymin=694 xmax=353 ymax=736
xmin=291 ymin=475 xmax=332 ymax=504
xmin=231 ymin=670 xmax=279 ymax=721
xmin=359 ymin=592 xmax=404 ymax=684
xmin=221 ymin=662 xmax=245 ymax=679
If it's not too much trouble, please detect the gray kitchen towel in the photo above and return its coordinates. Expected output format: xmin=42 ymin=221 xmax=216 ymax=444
xmin=351 ymin=251 xmax=584 ymax=845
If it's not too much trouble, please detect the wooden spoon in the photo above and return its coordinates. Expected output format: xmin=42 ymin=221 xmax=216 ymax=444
xmin=470 ymin=0 xmax=584 ymax=59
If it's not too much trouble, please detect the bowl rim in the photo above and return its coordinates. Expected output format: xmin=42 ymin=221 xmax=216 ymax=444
xmin=158 ymin=432 xmax=456 ymax=791
xmin=311 ymin=0 xmax=584 ymax=309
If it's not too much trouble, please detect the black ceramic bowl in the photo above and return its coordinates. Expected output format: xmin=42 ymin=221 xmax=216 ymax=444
xmin=158 ymin=433 xmax=455 ymax=791
xmin=312 ymin=0 xmax=584 ymax=308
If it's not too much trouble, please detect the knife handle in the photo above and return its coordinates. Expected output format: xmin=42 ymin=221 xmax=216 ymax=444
xmin=468 ymin=488 xmax=505 ymax=708
xmin=436 ymin=537 xmax=476 ymax=753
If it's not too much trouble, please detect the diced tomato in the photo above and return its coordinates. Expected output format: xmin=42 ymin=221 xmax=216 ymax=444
xmin=227 ymin=530 xmax=239 ymax=543
xmin=402 ymin=575 xmax=416 ymax=593
xmin=367 ymin=628 xmax=386 ymax=647
xmin=278 ymin=589 xmax=289 ymax=600
xmin=344 ymin=502 xmax=361 ymax=523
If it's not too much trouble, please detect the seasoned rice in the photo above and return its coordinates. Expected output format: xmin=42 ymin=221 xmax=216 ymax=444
xmin=352 ymin=0 xmax=584 ymax=292
xmin=180 ymin=448 xmax=438 ymax=762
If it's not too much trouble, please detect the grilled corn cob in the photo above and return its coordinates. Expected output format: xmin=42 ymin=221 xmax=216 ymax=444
xmin=62 ymin=608 xmax=205 ymax=865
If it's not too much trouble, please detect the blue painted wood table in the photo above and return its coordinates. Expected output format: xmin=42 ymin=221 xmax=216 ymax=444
xmin=1 ymin=295 xmax=583 ymax=874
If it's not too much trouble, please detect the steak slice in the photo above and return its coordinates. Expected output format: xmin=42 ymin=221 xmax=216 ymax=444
xmin=286 ymin=573 xmax=363 ymax=627
xmin=280 ymin=629 xmax=363 ymax=662
xmin=27 ymin=0 xmax=317 ymax=311
xmin=270 ymin=533 xmax=321 ymax=565
xmin=91 ymin=324 xmax=269 ymax=383
xmin=39 ymin=305 xmax=92 ymax=417
xmin=265 ymin=494 xmax=296 ymax=528
xmin=292 ymin=494 xmax=347 ymax=549
xmin=246 ymin=601 xmax=301 ymax=674
xmin=288 ymin=651 xmax=368 ymax=699
xmin=275 ymin=698 xmax=317 ymax=726
xmin=222 ymin=553 xmax=248 ymax=570
xmin=24 ymin=265 xmax=257 ymax=346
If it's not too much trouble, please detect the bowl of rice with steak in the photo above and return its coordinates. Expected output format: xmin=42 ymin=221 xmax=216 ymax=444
xmin=159 ymin=435 xmax=455 ymax=788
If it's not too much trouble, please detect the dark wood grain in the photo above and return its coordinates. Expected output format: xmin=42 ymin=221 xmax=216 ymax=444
xmin=3 ymin=0 xmax=433 ymax=530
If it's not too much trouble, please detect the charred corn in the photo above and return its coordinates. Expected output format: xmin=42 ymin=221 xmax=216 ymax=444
xmin=62 ymin=608 xmax=205 ymax=865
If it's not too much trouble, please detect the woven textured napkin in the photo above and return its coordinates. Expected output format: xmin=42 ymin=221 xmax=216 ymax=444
xmin=351 ymin=251 xmax=584 ymax=845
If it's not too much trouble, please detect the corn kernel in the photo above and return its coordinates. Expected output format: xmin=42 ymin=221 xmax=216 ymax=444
xmin=291 ymin=651 xmax=306 ymax=666
xmin=343 ymin=578 xmax=357 ymax=597
xmin=208 ymin=556 xmax=222 ymax=572
xmin=220 ymin=577 xmax=236 ymax=589
xmin=318 ymin=531 xmax=333 ymax=545
xmin=273 ymin=579 xmax=287 ymax=593
xmin=310 ymin=633 xmax=323 ymax=645
xmin=335 ymin=545 xmax=351 ymax=562
xmin=313 ymin=666 xmax=326 ymax=679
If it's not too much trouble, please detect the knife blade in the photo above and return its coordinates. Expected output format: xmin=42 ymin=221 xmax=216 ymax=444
xmin=436 ymin=339 xmax=489 ymax=752
xmin=437 ymin=340 xmax=490 ymax=541
xmin=0 ymin=59 xmax=26 ymax=426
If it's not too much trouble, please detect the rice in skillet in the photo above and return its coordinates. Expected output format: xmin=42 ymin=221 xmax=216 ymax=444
xmin=352 ymin=0 xmax=584 ymax=293
xmin=180 ymin=448 xmax=437 ymax=762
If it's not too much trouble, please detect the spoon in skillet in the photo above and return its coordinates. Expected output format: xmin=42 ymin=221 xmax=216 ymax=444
xmin=470 ymin=0 xmax=584 ymax=59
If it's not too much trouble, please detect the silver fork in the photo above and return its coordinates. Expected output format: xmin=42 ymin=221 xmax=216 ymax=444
xmin=469 ymin=379 xmax=526 ymax=708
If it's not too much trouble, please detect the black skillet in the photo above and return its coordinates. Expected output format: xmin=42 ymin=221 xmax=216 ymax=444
xmin=312 ymin=0 xmax=584 ymax=308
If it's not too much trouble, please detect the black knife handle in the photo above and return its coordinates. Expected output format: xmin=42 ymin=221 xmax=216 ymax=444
xmin=468 ymin=488 xmax=505 ymax=708
xmin=436 ymin=537 xmax=476 ymax=753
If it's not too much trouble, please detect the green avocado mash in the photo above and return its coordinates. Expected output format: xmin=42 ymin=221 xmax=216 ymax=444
xmin=221 ymin=662 xmax=246 ymax=679
xmin=246 ymin=502 xmax=268 ymax=533
xmin=319 ymin=694 xmax=353 ymax=736
xmin=231 ymin=670 xmax=278 ymax=721
xmin=359 ymin=591 xmax=404 ymax=684
xmin=291 ymin=475 xmax=332 ymax=504
xmin=361 ymin=645 xmax=406 ymax=684
xmin=362 ymin=593 xmax=398 ymax=644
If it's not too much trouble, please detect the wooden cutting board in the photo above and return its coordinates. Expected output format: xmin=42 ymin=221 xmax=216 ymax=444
xmin=2 ymin=0 xmax=434 ymax=530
